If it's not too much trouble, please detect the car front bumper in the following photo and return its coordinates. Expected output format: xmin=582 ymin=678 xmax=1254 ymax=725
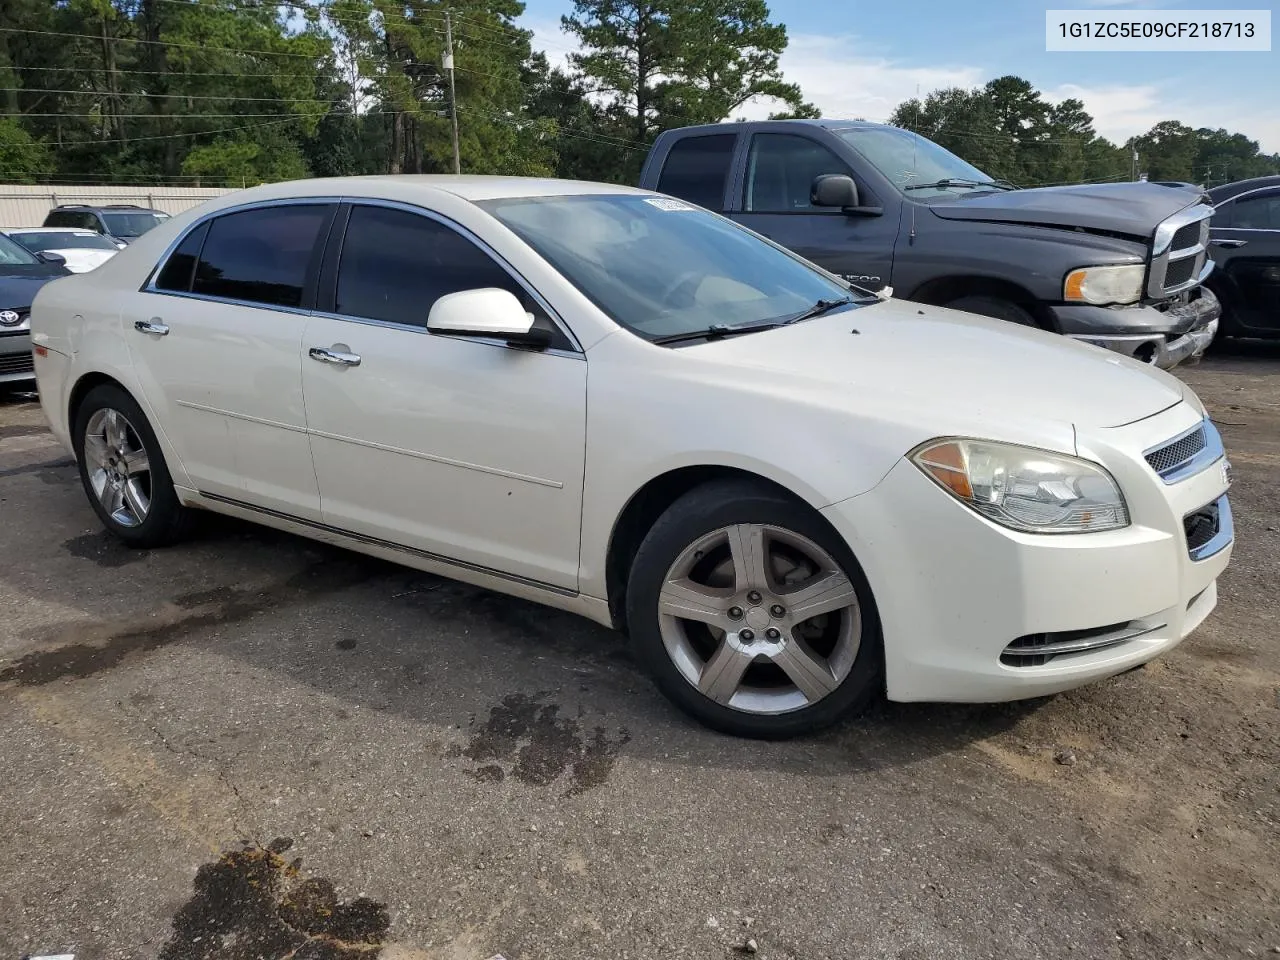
xmin=0 ymin=330 xmax=35 ymax=384
xmin=821 ymin=401 xmax=1232 ymax=703
xmin=1048 ymin=286 xmax=1221 ymax=370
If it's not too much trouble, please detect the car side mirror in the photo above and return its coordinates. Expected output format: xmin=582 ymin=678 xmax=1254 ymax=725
xmin=37 ymin=251 xmax=66 ymax=265
xmin=426 ymin=287 xmax=552 ymax=350
xmin=811 ymin=174 xmax=883 ymax=217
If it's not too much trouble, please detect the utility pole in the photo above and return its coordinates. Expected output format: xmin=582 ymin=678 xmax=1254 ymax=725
xmin=443 ymin=10 xmax=461 ymax=175
xmin=1131 ymin=147 xmax=1138 ymax=181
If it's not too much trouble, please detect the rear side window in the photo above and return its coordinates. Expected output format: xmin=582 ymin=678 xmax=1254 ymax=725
xmin=656 ymin=134 xmax=736 ymax=211
xmin=193 ymin=205 xmax=330 ymax=308
xmin=45 ymin=211 xmax=98 ymax=230
xmin=154 ymin=221 xmax=209 ymax=293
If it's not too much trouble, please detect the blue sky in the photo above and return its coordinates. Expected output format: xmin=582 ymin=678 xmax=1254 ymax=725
xmin=515 ymin=0 xmax=1279 ymax=151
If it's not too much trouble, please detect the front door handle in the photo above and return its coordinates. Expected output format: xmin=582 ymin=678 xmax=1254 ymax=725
xmin=308 ymin=346 xmax=361 ymax=367
xmin=1211 ymin=238 xmax=1248 ymax=248
xmin=134 ymin=318 xmax=169 ymax=335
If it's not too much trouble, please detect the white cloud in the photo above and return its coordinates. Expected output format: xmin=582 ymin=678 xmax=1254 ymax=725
xmin=518 ymin=24 xmax=1280 ymax=154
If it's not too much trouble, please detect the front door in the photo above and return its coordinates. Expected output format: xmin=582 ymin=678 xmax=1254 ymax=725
xmin=732 ymin=132 xmax=898 ymax=290
xmin=1211 ymin=187 xmax=1280 ymax=335
xmin=300 ymin=203 xmax=587 ymax=591
xmin=122 ymin=202 xmax=335 ymax=519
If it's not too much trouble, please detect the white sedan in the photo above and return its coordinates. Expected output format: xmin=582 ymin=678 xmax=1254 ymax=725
xmin=30 ymin=177 xmax=1233 ymax=738
xmin=7 ymin=227 xmax=123 ymax=273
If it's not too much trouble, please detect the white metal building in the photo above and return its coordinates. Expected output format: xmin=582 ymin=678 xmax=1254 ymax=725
xmin=0 ymin=184 xmax=236 ymax=228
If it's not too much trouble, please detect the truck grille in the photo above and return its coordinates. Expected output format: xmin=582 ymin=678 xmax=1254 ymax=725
xmin=1148 ymin=203 xmax=1213 ymax=299
xmin=0 ymin=352 xmax=34 ymax=375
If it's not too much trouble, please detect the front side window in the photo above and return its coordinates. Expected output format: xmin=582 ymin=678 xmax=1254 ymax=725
xmin=836 ymin=126 xmax=994 ymax=197
xmin=102 ymin=211 xmax=166 ymax=238
xmin=744 ymin=134 xmax=854 ymax=212
xmin=1220 ymin=190 xmax=1280 ymax=230
xmin=481 ymin=194 xmax=861 ymax=342
xmin=656 ymin=134 xmax=736 ymax=211
xmin=13 ymin=231 xmax=118 ymax=253
xmin=335 ymin=204 xmax=551 ymax=336
xmin=193 ymin=205 xmax=329 ymax=308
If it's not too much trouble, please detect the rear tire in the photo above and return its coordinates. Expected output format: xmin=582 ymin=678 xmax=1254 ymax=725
xmin=625 ymin=479 xmax=882 ymax=739
xmin=944 ymin=295 xmax=1039 ymax=328
xmin=72 ymin=383 xmax=192 ymax=548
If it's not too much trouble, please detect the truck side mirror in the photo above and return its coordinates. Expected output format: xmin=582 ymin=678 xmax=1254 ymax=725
xmin=811 ymin=174 xmax=883 ymax=217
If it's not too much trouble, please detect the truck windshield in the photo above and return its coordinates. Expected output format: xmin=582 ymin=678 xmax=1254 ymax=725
xmin=836 ymin=126 xmax=1000 ymax=197
xmin=102 ymin=212 xmax=166 ymax=238
xmin=480 ymin=194 xmax=862 ymax=343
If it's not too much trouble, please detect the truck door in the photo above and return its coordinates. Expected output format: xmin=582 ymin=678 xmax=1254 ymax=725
xmin=732 ymin=132 xmax=899 ymax=291
xmin=1210 ymin=187 xmax=1280 ymax=336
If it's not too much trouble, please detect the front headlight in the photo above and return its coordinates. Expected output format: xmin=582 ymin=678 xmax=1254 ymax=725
xmin=912 ymin=438 xmax=1129 ymax=534
xmin=1063 ymin=264 xmax=1145 ymax=306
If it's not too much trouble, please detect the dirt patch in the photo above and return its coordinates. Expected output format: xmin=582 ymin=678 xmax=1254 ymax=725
xmin=161 ymin=837 xmax=390 ymax=960
xmin=0 ymin=558 xmax=379 ymax=687
xmin=455 ymin=693 xmax=630 ymax=797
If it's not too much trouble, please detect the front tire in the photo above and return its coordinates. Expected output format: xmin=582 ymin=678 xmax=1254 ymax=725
xmin=73 ymin=383 xmax=192 ymax=547
xmin=626 ymin=479 xmax=882 ymax=739
xmin=944 ymin=295 xmax=1039 ymax=328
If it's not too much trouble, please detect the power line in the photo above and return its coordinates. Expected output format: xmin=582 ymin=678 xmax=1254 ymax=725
xmin=3 ymin=111 xmax=325 ymax=118
xmin=0 ymin=115 xmax=302 ymax=145
xmin=0 ymin=87 xmax=345 ymax=103
xmin=0 ymin=26 xmax=327 ymax=61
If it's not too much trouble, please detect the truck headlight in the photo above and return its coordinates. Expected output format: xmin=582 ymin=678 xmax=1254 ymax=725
xmin=1063 ymin=264 xmax=1145 ymax=306
xmin=912 ymin=438 xmax=1129 ymax=533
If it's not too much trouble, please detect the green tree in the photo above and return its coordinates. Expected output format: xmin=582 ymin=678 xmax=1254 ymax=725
xmin=0 ymin=118 xmax=52 ymax=182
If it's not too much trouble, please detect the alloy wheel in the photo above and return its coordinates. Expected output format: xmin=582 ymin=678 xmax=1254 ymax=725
xmin=83 ymin=407 xmax=152 ymax=528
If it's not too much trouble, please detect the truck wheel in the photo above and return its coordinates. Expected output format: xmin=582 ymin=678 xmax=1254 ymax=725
xmin=944 ymin=295 xmax=1039 ymax=328
xmin=625 ymin=479 xmax=882 ymax=739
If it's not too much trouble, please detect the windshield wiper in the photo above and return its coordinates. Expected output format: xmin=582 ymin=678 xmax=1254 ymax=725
xmin=649 ymin=319 xmax=784 ymax=346
xmin=781 ymin=296 xmax=859 ymax=325
xmin=904 ymin=178 xmax=1017 ymax=192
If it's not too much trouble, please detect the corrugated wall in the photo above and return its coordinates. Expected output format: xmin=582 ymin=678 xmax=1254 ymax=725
xmin=0 ymin=184 xmax=238 ymax=228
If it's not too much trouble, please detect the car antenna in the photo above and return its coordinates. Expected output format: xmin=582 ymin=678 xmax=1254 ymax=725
xmin=909 ymin=85 xmax=919 ymax=243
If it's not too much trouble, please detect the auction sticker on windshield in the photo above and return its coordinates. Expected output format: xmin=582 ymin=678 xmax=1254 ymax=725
xmin=644 ymin=197 xmax=696 ymax=211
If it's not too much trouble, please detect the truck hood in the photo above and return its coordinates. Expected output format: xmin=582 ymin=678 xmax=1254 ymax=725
xmin=695 ymin=300 xmax=1185 ymax=432
xmin=926 ymin=181 xmax=1209 ymax=237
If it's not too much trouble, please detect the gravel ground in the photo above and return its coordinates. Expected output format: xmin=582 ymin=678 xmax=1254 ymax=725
xmin=0 ymin=345 xmax=1276 ymax=960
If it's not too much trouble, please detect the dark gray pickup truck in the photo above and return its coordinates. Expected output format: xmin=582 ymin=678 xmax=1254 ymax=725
xmin=638 ymin=119 xmax=1220 ymax=368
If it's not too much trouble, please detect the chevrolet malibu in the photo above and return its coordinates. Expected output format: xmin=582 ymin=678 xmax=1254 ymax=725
xmin=31 ymin=177 xmax=1234 ymax=738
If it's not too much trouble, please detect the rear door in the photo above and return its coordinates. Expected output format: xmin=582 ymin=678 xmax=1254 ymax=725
xmin=652 ymin=132 xmax=739 ymax=212
xmin=732 ymin=132 xmax=897 ymax=290
xmin=123 ymin=201 xmax=336 ymax=518
xmin=1211 ymin=187 xmax=1280 ymax=335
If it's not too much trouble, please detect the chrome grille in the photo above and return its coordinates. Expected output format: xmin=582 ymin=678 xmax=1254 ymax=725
xmin=0 ymin=352 xmax=34 ymax=375
xmin=1001 ymin=621 xmax=1154 ymax=667
xmin=1145 ymin=425 xmax=1207 ymax=477
xmin=1148 ymin=204 xmax=1212 ymax=298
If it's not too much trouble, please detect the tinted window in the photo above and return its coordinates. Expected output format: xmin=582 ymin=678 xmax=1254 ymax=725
xmin=1221 ymin=191 xmax=1280 ymax=230
xmin=154 ymin=221 xmax=210 ymax=292
xmin=103 ymin=211 xmax=165 ymax=238
xmin=193 ymin=205 xmax=329 ymax=307
xmin=45 ymin=211 xmax=99 ymax=230
xmin=13 ymin=231 xmax=118 ymax=252
xmin=745 ymin=134 xmax=854 ymax=212
xmin=656 ymin=134 xmax=736 ymax=211
xmin=336 ymin=205 xmax=534 ymax=329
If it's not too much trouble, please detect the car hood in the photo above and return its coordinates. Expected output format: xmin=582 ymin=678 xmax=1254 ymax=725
xmin=0 ymin=271 xmax=65 ymax=310
xmin=927 ymin=181 xmax=1209 ymax=237
xmin=48 ymin=247 xmax=117 ymax=272
xmin=693 ymin=300 xmax=1186 ymax=432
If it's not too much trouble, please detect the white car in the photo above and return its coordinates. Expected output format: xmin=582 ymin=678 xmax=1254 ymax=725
xmin=30 ymin=177 xmax=1233 ymax=738
xmin=6 ymin=227 xmax=123 ymax=273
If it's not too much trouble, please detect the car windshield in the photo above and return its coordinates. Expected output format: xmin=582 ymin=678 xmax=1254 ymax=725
xmin=0 ymin=232 xmax=41 ymax=265
xmin=480 ymin=194 xmax=859 ymax=341
xmin=835 ymin=126 xmax=999 ymax=197
xmin=13 ymin=231 xmax=118 ymax=252
xmin=102 ymin=212 xmax=165 ymax=237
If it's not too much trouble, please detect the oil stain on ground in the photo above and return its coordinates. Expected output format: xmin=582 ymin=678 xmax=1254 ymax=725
xmin=0 ymin=558 xmax=379 ymax=687
xmin=63 ymin=530 xmax=150 ymax=568
xmin=456 ymin=693 xmax=630 ymax=797
xmin=161 ymin=837 xmax=390 ymax=960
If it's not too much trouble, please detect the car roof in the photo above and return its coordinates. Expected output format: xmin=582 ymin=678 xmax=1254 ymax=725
xmin=8 ymin=226 xmax=100 ymax=233
xmin=1207 ymin=175 xmax=1280 ymax=203
xmin=653 ymin=118 xmax=891 ymax=138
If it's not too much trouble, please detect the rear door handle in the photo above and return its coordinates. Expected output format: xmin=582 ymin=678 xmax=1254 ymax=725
xmin=308 ymin=346 xmax=361 ymax=367
xmin=1211 ymin=238 xmax=1248 ymax=248
xmin=134 ymin=318 xmax=169 ymax=335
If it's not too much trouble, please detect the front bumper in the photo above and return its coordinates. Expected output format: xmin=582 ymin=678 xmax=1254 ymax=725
xmin=0 ymin=330 xmax=35 ymax=384
xmin=1049 ymin=286 xmax=1220 ymax=370
xmin=821 ymin=401 xmax=1232 ymax=703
